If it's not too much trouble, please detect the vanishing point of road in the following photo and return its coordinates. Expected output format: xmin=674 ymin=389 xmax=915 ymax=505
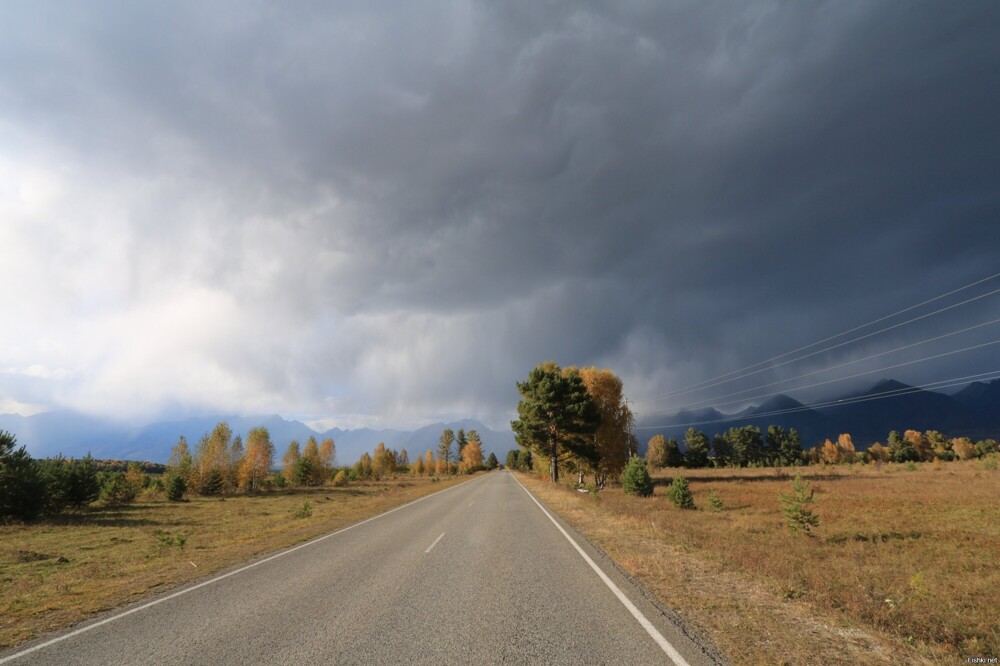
xmin=1 ymin=471 xmax=725 ymax=665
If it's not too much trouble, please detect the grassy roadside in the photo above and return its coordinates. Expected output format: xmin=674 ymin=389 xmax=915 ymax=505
xmin=0 ymin=474 xmax=474 ymax=650
xmin=516 ymin=460 xmax=999 ymax=665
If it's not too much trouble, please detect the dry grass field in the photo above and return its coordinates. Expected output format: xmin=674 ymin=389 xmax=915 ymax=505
xmin=0 ymin=475 xmax=468 ymax=650
xmin=518 ymin=458 xmax=1000 ymax=665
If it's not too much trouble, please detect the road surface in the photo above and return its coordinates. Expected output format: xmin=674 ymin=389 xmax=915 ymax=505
xmin=1 ymin=471 xmax=725 ymax=665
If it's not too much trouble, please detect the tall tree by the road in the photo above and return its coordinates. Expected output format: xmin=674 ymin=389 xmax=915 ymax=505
xmin=302 ymin=437 xmax=325 ymax=485
xmin=424 ymin=450 xmax=435 ymax=476
xmin=438 ymin=429 xmax=455 ymax=469
xmin=239 ymin=427 xmax=274 ymax=492
xmin=456 ymin=428 xmax=467 ymax=460
xmin=486 ymin=452 xmax=498 ymax=470
xmin=467 ymin=429 xmax=482 ymax=451
xmin=577 ymin=367 xmax=636 ymax=487
xmin=511 ymin=362 xmax=600 ymax=483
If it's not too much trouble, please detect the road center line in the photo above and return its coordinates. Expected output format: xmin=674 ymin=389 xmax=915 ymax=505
xmin=0 ymin=474 xmax=488 ymax=665
xmin=424 ymin=532 xmax=446 ymax=553
xmin=511 ymin=473 xmax=692 ymax=666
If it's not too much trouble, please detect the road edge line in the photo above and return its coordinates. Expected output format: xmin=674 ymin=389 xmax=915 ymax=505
xmin=511 ymin=472 xmax=693 ymax=666
xmin=0 ymin=473 xmax=491 ymax=664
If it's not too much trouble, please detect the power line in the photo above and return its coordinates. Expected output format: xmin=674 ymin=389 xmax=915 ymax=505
xmin=634 ymin=270 xmax=1000 ymax=405
xmin=636 ymin=337 xmax=1000 ymax=419
xmin=634 ymin=369 xmax=1000 ymax=431
xmin=635 ymin=316 xmax=1000 ymax=415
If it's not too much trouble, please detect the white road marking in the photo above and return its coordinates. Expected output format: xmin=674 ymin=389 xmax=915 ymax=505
xmin=424 ymin=532 xmax=446 ymax=553
xmin=0 ymin=474 xmax=488 ymax=665
xmin=511 ymin=474 xmax=693 ymax=666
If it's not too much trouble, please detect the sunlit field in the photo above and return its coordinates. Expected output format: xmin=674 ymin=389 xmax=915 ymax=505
xmin=518 ymin=458 xmax=1000 ymax=665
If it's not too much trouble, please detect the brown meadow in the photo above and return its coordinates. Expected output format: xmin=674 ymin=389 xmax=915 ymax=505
xmin=518 ymin=458 xmax=999 ymax=665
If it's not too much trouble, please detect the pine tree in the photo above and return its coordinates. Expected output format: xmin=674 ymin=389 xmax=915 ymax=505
xmin=511 ymin=362 xmax=600 ymax=483
xmin=621 ymin=456 xmax=653 ymax=497
xmin=438 ymin=429 xmax=455 ymax=467
xmin=455 ymin=428 xmax=468 ymax=461
xmin=780 ymin=475 xmax=820 ymax=534
xmin=683 ymin=429 xmax=710 ymax=468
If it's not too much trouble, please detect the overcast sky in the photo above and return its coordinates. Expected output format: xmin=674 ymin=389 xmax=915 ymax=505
xmin=2 ymin=1 xmax=999 ymax=430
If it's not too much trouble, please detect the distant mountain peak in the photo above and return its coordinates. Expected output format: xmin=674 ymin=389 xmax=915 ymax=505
xmin=867 ymin=378 xmax=912 ymax=394
xmin=752 ymin=394 xmax=804 ymax=413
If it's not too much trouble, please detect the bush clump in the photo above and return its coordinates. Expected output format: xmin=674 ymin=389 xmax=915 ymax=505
xmin=332 ymin=470 xmax=349 ymax=487
xmin=780 ymin=475 xmax=820 ymax=535
xmin=621 ymin=456 xmax=653 ymax=497
xmin=667 ymin=475 xmax=695 ymax=509
xmin=165 ymin=475 xmax=186 ymax=502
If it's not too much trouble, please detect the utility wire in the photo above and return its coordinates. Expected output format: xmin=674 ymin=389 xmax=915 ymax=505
xmin=635 ymin=316 xmax=1000 ymax=414
xmin=634 ymin=338 xmax=1000 ymax=421
xmin=634 ymin=271 xmax=1000 ymax=404
xmin=634 ymin=369 xmax=1000 ymax=430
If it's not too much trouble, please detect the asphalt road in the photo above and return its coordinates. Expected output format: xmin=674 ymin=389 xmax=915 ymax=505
xmin=1 ymin=471 xmax=725 ymax=665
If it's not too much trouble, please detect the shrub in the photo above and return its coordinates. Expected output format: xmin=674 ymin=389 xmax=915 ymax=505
xmin=199 ymin=469 xmax=224 ymax=495
xmin=165 ymin=475 xmax=186 ymax=502
xmin=332 ymin=470 xmax=349 ymax=487
xmin=272 ymin=472 xmax=287 ymax=488
xmin=293 ymin=501 xmax=312 ymax=519
xmin=666 ymin=475 xmax=695 ymax=509
xmin=621 ymin=456 xmax=653 ymax=497
xmin=708 ymin=490 xmax=724 ymax=512
xmin=780 ymin=475 xmax=819 ymax=535
xmin=100 ymin=472 xmax=139 ymax=507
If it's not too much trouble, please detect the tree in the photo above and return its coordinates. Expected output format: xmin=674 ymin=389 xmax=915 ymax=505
xmin=621 ymin=456 xmax=653 ymax=497
xmin=424 ymin=450 xmax=435 ymax=476
xmin=167 ymin=436 xmax=193 ymax=477
xmin=302 ymin=437 xmax=325 ymax=485
xmin=766 ymin=425 xmax=802 ymax=466
xmin=511 ymin=362 xmax=600 ymax=483
xmin=456 ymin=428 xmax=468 ymax=460
xmin=819 ymin=439 xmax=841 ymax=464
xmin=413 ymin=455 xmax=425 ymax=475
xmin=867 ymin=442 xmax=890 ymax=463
xmin=66 ymin=454 xmax=100 ymax=508
xmin=372 ymin=442 xmax=395 ymax=479
xmin=888 ymin=430 xmax=918 ymax=463
xmin=460 ymin=438 xmax=484 ymax=473
xmin=282 ymin=441 xmax=301 ymax=483
xmin=780 ymin=475 xmax=820 ymax=535
xmin=1 ymin=431 xmax=46 ymax=520
xmin=505 ymin=450 xmax=519 ymax=469
xmin=319 ymin=438 xmax=336 ymax=479
xmin=683 ymin=429 xmax=710 ymax=468
xmin=711 ymin=434 xmax=733 ymax=467
xmin=166 ymin=474 xmax=187 ymax=501
xmin=353 ymin=452 xmax=373 ymax=480
xmin=664 ymin=438 xmax=684 ymax=468
xmin=239 ymin=427 xmax=275 ymax=492
xmin=101 ymin=472 xmax=139 ymax=506
xmin=951 ymin=437 xmax=978 ymax=460
xmin=193 ymin=423 xmax=235 ymax=493
xmin=486 ymin=452 xmax=499 ymax=470
xmin=904 ymin=430 xmax=934 ymax=462
xmin=229 ymin=434 xmax=245 ymax=490
xmin=577 ymin=367 xmax=636 ymax=487
xmin=667 ymin=475 xmax=695 ymax=509
xmin=725 ymin=425 xmax=764 ymax=467
xmin=438 ymin=429 xmax=455 ymax=468
xmin=397 ymin=448 xmax=410 ymax=471
xmin=645 ymin=435 xmax=668 ymax=469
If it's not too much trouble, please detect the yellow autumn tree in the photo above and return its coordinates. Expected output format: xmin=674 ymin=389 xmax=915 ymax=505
xmin=951 ymin=437 xmax=977 ymax=460
xmin=282 ymin=441 xmax=301 ymax=483
xmin=867 ymin=442 xmax=890 ymax=463
xmin=193 ymin=422 xmax=235 ymax=494
xmin=904 ymin=430 xmax=934 ymax=461
xmin=836 ymin=433 xmax=856 ymax=463
xmin=319 ymin=438 xmax=336 ymax=479
xmin=239 ymin=427 xmax=274 ymax=492
xmin=820 ymin=439 xmax=841 ymax=464
xmin=302 ymin=437 xmax=326 ymax=485
xmin=460 ymin=439 xmax=484 ymax=473
xmin=577 ymin=367 xmax=636 ymax=486
xmin=645 ymin=435 xmax=668 ymax=469
xmin=412 ymin=455 xmax=425 ymax=475
xmin=424 ymin=450 xmax=435 ymax=476
xmin=372 ymin=442 xmax=395 ymax=479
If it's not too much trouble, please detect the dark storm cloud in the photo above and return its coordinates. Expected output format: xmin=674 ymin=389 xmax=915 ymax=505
xmin=1 ymin=1 xmax=998 ymax=426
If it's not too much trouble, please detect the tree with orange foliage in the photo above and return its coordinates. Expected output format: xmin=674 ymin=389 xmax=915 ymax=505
xmin=319 ymin=438 xmax=336 ymax=478
xmin=424 ymin=450 xmax=434 ymax=476
xmin=951 ymin=437 xmax=978 ymax=460
xmin=576 ymin=367 xmax=636 ymax=487
xmin=904 ymin=430 xmax=934 ymax=461
xmin=867 ymin=442 xmax=890 ymax=463
xmin=239 ymin=427 xmax=274 ymax=492
xmin=820 ymin=439 xmax=841 ymax=464
xmin=836 ymin=433 xmax=857 ymax=463
xmin=460 ymin=439 xmax=484 ymax=473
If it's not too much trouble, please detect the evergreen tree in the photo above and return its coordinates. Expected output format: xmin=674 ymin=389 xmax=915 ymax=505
xmin=726 ymin=425 xmax=764 ymax=466
xmin=455 ymin=428 xmax=468 ymax=460
xmin=486 ymin=452 xmax=499 ymax=470
xmin=888 ymin=430 xmax=918 ymax=463
xmin=711 ymin=434 xmax=732 ymax=467
xmin=438 ymin=429 xmax=455 ymax=467
xmin=683 ymin=429 xmax=710 ymax=468
xmin=0 ymin=431 xmax=46 ymax=520
xmin=511 ymin=362 xmax=600 ymax=483
xmin=665 ymin=438 xmax=684 ymax=468
xmin=621 ymin=456 xmax=653 ymax=497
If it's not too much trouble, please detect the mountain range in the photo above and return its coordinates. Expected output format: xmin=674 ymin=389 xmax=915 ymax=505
xmin=0 ymin=412 xmax=516 ymax=466
xmin=636 ymin=378 xmax=1000 ymax=448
